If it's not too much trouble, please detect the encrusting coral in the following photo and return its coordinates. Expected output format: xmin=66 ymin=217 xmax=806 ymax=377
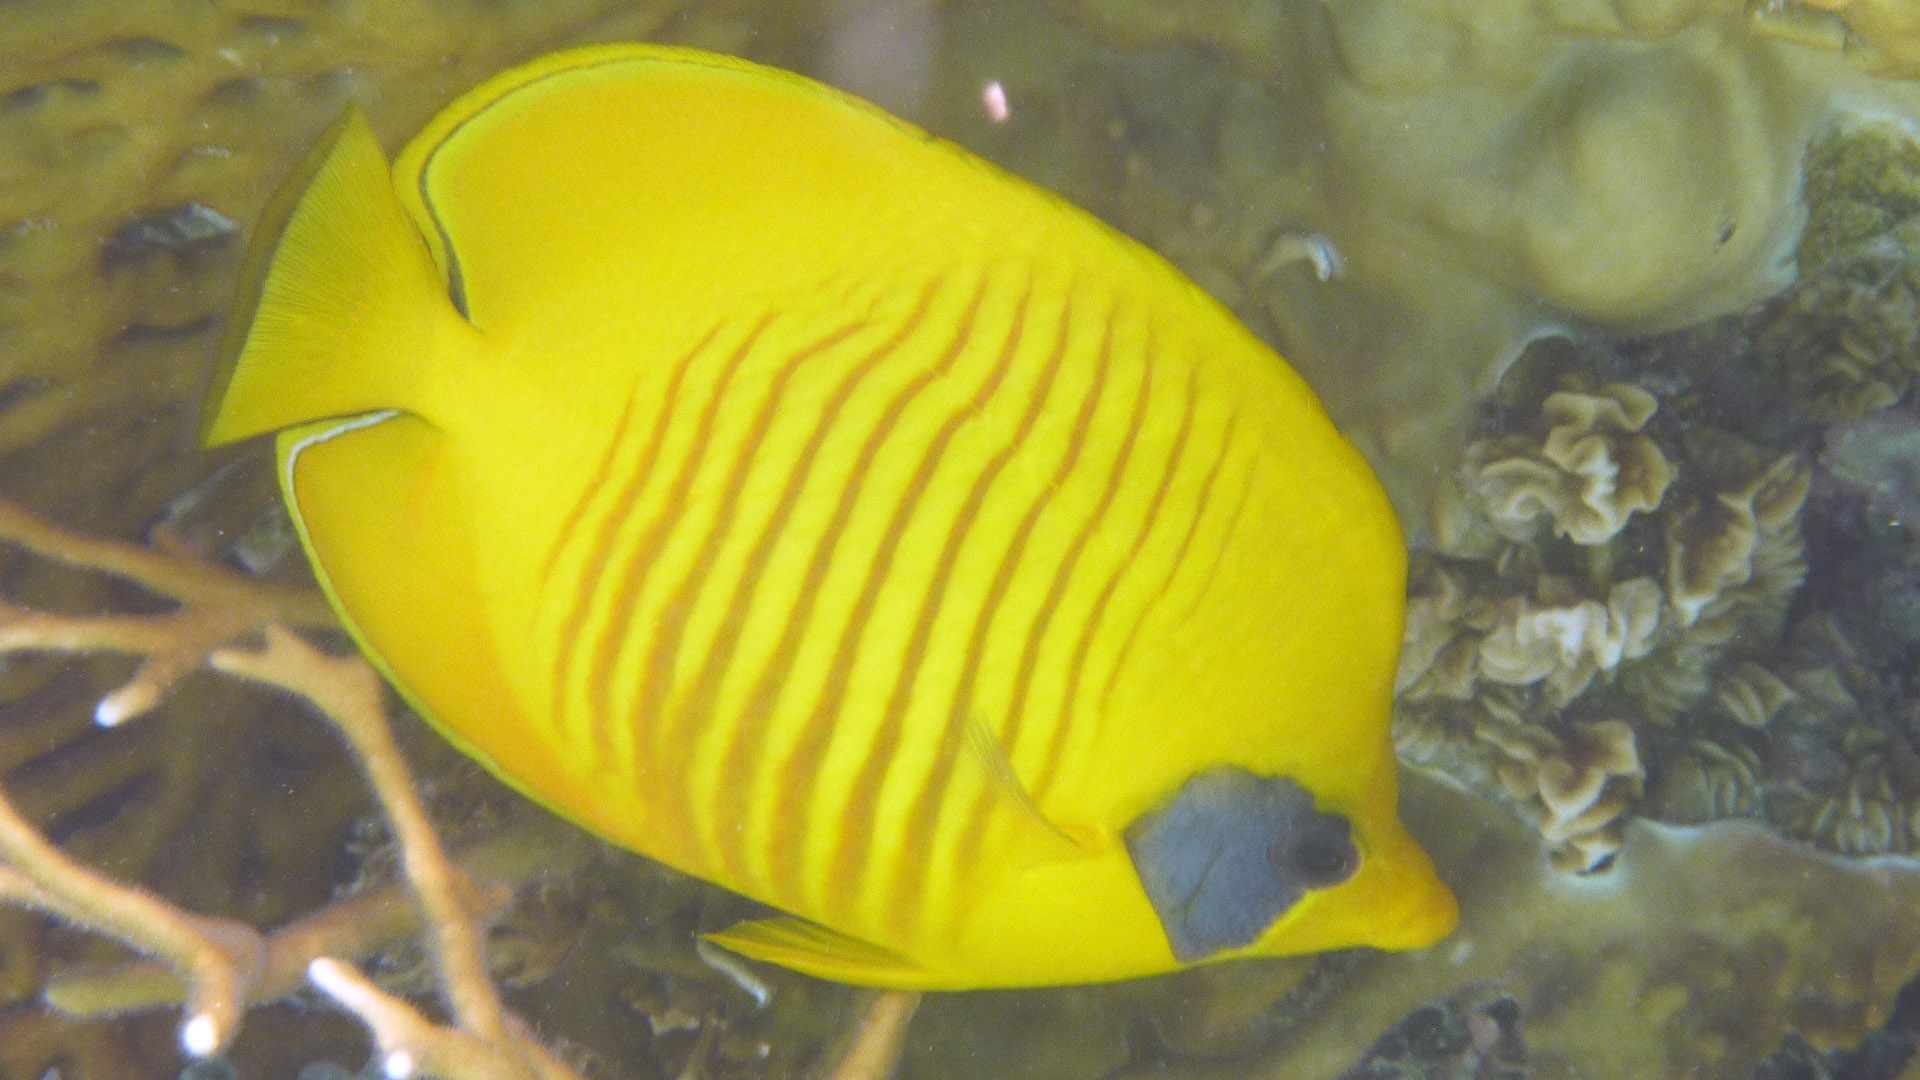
xmin=0 ymin=492 xmax=588 ymax=1078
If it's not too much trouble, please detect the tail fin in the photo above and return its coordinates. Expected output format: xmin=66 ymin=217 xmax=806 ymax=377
xmin=202 ymin=108 xmax=466 ymax=447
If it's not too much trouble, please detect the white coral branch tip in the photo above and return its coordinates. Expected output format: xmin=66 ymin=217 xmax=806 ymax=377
xmin=95 ymin=685 xmax=152 ymax=728
xmin=180 ymin=1012 xmax=220 ymax=1057
xmin=307 ymin=956 xmax=367 ymax=1008
xmin=307 ymin=957 xmax=421 ymax=1080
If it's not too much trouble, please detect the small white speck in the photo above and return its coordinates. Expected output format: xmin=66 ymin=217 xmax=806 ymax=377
xmin=1300 ymin=236 xmax=1343 ymax=281
xmin=982 ymin=80 xmax=1010 ymax=124
xmin=383 ymin=1051 xmax=415 ymax=1080
xmin=1251 ymin=233 xmax=1344 ymax=284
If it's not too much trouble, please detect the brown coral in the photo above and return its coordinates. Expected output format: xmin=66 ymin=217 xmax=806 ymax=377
xmin=1487 ymin=718 xmax=1645 ymax=873
xmin=1712 ymin=660 xmax=1799 ymax=729
xmin=1476 ymin=577 xmax=1664 ymax=703
xmin=1747 ymin=122 xmax=1920 ymax=424
xmin=1397 ymin=567 xmax=1666 ymax=708
xmin=1398 ymin=362 xmax=1826 ymax=868
xmin=1439 ymin=384 xmax=1674 ymax=554
xmin=1685 ymin=614 xmax=1920 ymax=858
xmin=1396 ymin=559 xmax=1658 ymax=869
xmin=1655 ymin=739 xmax=1766 ymax=823
xmin=1664 ymin=452 xmax=1811 ymax=627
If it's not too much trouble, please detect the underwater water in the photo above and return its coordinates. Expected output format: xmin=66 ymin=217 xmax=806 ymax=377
xmin=6 ymin=0 xmax=1920 ymax=1078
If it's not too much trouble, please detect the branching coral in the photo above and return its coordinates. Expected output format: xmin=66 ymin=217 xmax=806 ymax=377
xmin=0 ymin=493 xmax=920 ymax=1080
xmin=0 ymin=494 xmax=334 ymax=726
xmin=0 ymin=486 xmax=948 ymax=1076
xmin=9 ymin=5 xmax=1920 ymax=1078
xmin=0 ymin=752 xmax=264 ymax=1057
xmin=216 ymin=628 xmax=585 ymax=1080
xmin=0 ymin=494 xmax=584 ymax=1077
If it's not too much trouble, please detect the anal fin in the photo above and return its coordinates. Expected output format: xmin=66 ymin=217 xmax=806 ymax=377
xmin=702 ymin=917 xmax=929 ymax=988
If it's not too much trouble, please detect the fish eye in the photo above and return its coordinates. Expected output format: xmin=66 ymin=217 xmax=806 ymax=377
xmin=1268 ymin=814 xmax=1358 ymax=889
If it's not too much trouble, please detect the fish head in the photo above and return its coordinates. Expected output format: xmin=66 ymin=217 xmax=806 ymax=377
xmin=1123 ymin=762 xmax=1456 ymax=965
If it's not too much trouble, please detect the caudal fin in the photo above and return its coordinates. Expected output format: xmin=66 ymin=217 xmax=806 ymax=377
xmin=202 ymin=108 xmax=465 ymax=447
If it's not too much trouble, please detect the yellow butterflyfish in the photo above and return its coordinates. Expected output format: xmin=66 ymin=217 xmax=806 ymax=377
xmin=203 ymin=44 xmax=1456 ymax=989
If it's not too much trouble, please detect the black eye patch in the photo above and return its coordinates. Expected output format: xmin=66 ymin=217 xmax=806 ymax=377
xmin=1123 ymin=767 xmax=1360 ymax=963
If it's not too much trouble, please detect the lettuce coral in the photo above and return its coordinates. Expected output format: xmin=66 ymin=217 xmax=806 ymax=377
xmin=1440 ymin=384 xmax=1674 ymax=551
xmin=1395 ymin=111 xmax=1920 ymax=875
xmin=1397 ymin=371 xmax=1815 ymax=869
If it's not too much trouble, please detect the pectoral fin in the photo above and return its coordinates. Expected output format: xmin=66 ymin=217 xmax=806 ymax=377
xmin=702 ymin=917 xmax=930 ymax=987
xmin=964 ymin=716 xmax=1095 ymax=852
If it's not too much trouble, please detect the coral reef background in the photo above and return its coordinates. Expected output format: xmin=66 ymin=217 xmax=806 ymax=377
xmin=10 ymin=1 xmax=1920 ymax=1079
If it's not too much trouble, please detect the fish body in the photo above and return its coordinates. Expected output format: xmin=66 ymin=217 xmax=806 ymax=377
xmin=204 ymin=45 xmax=1455 ymax=988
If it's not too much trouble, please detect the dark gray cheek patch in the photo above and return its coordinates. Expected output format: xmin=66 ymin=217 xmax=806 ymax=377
xmin=1123 ymin=767 xmax=1360 ymax=963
